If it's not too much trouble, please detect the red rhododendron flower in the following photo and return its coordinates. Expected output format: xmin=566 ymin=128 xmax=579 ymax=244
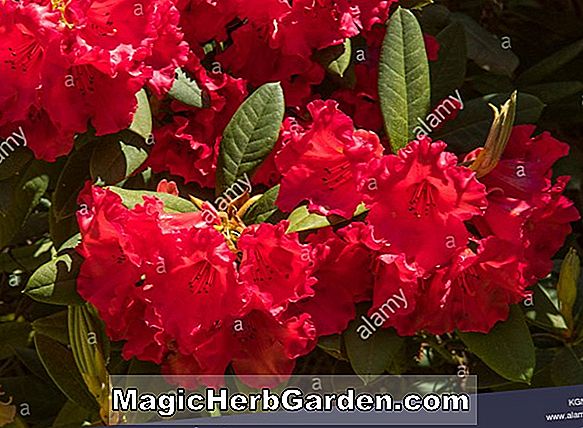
xmin=423 ymin=34 xmax=440 ymax=61
xmin=468 ymin=125 xmax=570 ymax=199
xmin=238 ymin=221 xmax=317 ymax=314
xmin=148 ymin=55 xmax=248 ymax=187
xmin=276 ymin=100 xmax=383 ymax=218
xmin=0 ymin=0 xmax=187 ymax=160
xmin=176 ymin=0 xmax=237 ymax=46
xmin=362 ymin=137 xmax=488 ymax=270
xmin=215 ymin=0 xmax=360 ymax=106
xmin=76 ymin=184 xmax=324 ymax=383
xmin=290 ymin=223 xmax=378 ymax=336
xmin=468 ymin=126 xmax=580 ymax=282
xmin=416 ymin=237 xmax=528 ymax=334
xmin=332 ymin=64 xmax=384 ymax=133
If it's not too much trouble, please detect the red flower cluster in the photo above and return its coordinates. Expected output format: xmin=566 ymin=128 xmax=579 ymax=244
xmin=0 ymin=0 xmax=187 ymax=160
xmin=147 ymin=55 xmax=247 ymax=187
xmin=77 ymin=182 xmax=375 ymax=384
xmin=46 ymin=0 xmax=577 ymax=381
xmin=268 ymin=106 xmax=579 ymax=335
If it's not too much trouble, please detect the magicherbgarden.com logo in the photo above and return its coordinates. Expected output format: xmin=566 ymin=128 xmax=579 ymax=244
xmin=111 ymin=387 xmax=471 ymax=418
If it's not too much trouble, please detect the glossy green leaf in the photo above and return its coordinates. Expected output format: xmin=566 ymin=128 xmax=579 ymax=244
xmin=128 ymin=89 xmax=152 ymax=140
xmin=53 ymin=140 xmax=94 ymax=221
xmin=34 ymin=334 xmax=99 ymax=412
xmin=434 ymin=93 xmax=545 ymax=152
xmin=242 ymin=185 xmax=281 ymax=225
xmin=217 ymin=83 xmax=284 ymax=193
xmin=168 ymin=68 xmax=204 ymax=108
xmin=522 ymin=81 xmax=583 ymax=105
xmin=24 ymin=252 xmax=84 ymax=306
xmin=0 ymin=161 xmax=50 ymax=247
xmin=450 ymin=13 xmax=519 ymax=76
xmin=430 ymin=21 xmax=467 ymax=104
xmin=32 ymin=310 xmax=70 ymax=345
xmin=286 ymin=203 xmax=367 ymax=233
xmin=323 ymin=38 xmax=352 ymax=78
xmin=551 ymin=344 xmax=583 ymax=386
xmin=379 ymin=7 xmax=430 ymax=151
xmin=0 ymin=321 xmax=32 ymax=360
xmin=459 ymin=305 xmax=535 ymax=384
xmin=90 ymin=131 xmax=149 ymax=185
xmin=107 ymin=186 xmax=197 ymax=213
xmin=0 ymin=145 xmax=32 ymax=182
xmin=344 ymin=305 xmax=406 ymax=384
xmin=517 ymin=39 xmax=583 ymax=86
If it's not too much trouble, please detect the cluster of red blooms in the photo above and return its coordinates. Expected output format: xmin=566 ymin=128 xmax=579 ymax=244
xmin=75 ymin=102 xmax=579 ymax=382
xmin=0 ymin=0 xmax=188 ymax=160
xmin=3 ymin=0 xmax=578 ymax=381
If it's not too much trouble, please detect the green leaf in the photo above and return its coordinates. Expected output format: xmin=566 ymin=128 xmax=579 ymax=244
xmin=90 ymin=131 xmax=149 ymax=185
xmin=168 ymin=68 xmax=204 ymax=108
xmin=434 ymin=93 xmax=545 ymax=152
xmin=0 ymin=321 xmax=32 ymax=360
xmin=286 ymin=203 xmax=367 ymax=233
xmin=242 ymin=185 xmax=282 ymax=225
xmin=379 ymin=7 xmax=430 ymax=151
xmin=450 ymin=13 xmax=519 ymax=76
xmin=522 ymin=81 xmax=583 ymax=104
xmin=53 ymin=139 xmax=94 ymax=221
xmin=106 ymin=186 xmax=197 ymax=213
xmin=458 ymin=305 xmax=535 ymax=384
xmin=52 ymin=400 xmax=94 ymax=428
xmin=216 ymin=82 xmax=285 ymax=193
xmin=0 ymin=145 xmax=32 ymax=182
xmin=128 ymin=89 xmax=152 ymax=140
xmin=430 ymin=21 xmax=467 ymax=104
xmin=344 ymin=305 xmax=406 ymax=384
xmin=0 ymin=161 xmax=50 ymax=247
xmin=317 ymin=335 xmax=347 ymax=361
xmin=517 ymin=39 xmax=583 ymax=86
xmin=0 ymin=238 xmax=53 ymax=273
xmin=400 ymin=0 xmax=434 ymax=9
xmin=551 ymin=344 xmax=583 ymax=386
xmin=34 ymin=334 xmax=99 ymax=412
xmin=24 ymin=252 xmax=84 ymax=306
xmin=32 ymin=310 xmax=70 ymax=345
xmin=2 ymin=375 xmax=66 ymax=425
xmin=523 ymin=283 xmax=568 ymax=332
xmin=13 ymin=347 xmax=51 ymax=383
xmin=319 ymin=39 xmax=352 ymax=78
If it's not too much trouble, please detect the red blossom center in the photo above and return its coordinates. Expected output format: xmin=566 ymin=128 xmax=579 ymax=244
xmin=321 ymin=160 xmax=351 ymax=190
xmin=188 ymin=260 xmax=216 ymax=295
xmin=408 ymin=180 xmax=437 ymax=218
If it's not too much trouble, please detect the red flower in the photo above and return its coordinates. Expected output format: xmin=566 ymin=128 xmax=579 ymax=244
xmin=469 ymin=126 xmax=580 ymax=282
xmin=423 ymin=34 xmax=440 ymax=61
xmin=276 ymin=100 xmax=383 ymax=218
xmin=417 ymin=237 xmax=528 ymax=334
xmin=238 ymin=221 xmax=317 ymax=314
xmin=350 ymin=0 xmax=395 ymax=31
xmin=290 ymin=223 xmax=378 ymax=336
xmin=76 ymin=184 xmax=321 ymax=383
xmin=362 ymin=137 xmax=487 ymax=270
xmin=467 ymin=125 xmax=570 ymax=199
xmin=369 ymin=252 xmax=420 ymax=336
xmin=332 ymin=64 xmax=384 ymax=133
xmin=0 ymin=0 xmax=187 ymax=160
xmin=148 ymin=55 xmax=248 ymax=187
xmin=176 ymin=0 xmax=237 ymax=46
